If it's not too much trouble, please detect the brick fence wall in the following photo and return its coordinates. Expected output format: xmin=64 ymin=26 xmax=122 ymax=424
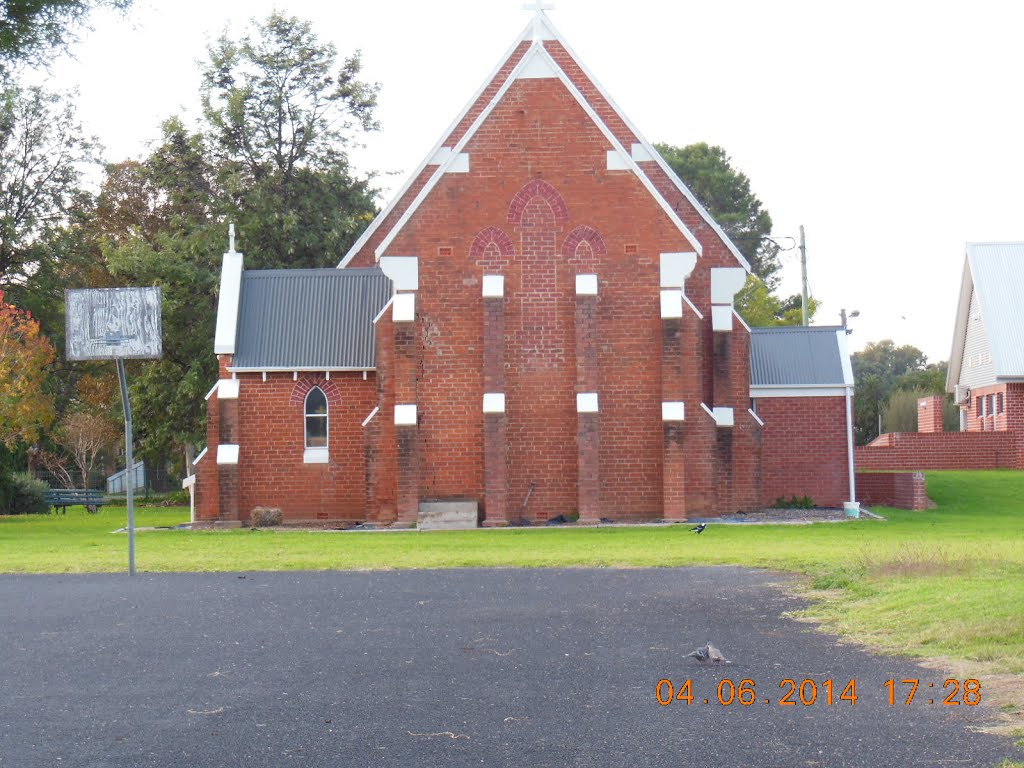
xmin=856 ymin=471 xmax=927 ymax=510
xmin=855 ymin=430 xmax=1021 ymax=471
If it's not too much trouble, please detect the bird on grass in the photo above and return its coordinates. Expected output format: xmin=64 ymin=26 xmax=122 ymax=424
xmin=690 ymin=523 xmax=707 ymax=534
xmin=686 ymin=642 xmax=731 ymax=665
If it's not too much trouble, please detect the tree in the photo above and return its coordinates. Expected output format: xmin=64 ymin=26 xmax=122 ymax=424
xmin=0 ymin=81 xmax=99 ymax=284
xmin=851 ymin=339 xmax=953 ymax=444
xmin=0 ymin=0 xmax=132 ymax=70
xmin=735 ymin=275 xmax=819 ymax=327
xmin=655 ymin=141 xmax=814 ymax=326
xmin=201 ymin=12 xmax=379 ymax=182
xmin=0 ymin=287 xmax=55 ymax=447
xmin=97 ymin=14 xmax=381 ymax=464
xmin=53 ymin=409 xmax=119 ymax=488
xmin=655 ymin=142 xmax=780 ymax=287
xmin=881 ymin=388 xmax=925 ymax=433
xmin=199 ymin=12 xmax=379 ymax=269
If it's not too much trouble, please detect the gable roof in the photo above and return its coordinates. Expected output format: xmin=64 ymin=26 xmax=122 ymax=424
xmin=750 ymin=326 xmax=853 ymax=390
xmin=946 ymin=242 xmax=1024 ymax=390
xmin=338 ymin=11 xmax=751 ymax=272
xmin=230 ymin=268 xmax=391 ymax=371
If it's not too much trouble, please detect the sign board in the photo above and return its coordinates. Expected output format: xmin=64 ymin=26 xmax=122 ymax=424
xmin=65 ymin=287 xmax=163 ymax=361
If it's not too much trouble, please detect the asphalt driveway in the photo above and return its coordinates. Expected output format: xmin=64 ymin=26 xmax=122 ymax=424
xmin=0 ymin=568 xmax=1020 ymax=767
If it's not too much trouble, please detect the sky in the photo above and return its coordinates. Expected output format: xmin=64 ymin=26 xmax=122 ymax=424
xmin=33 ymin=0 xmax=1024 ymax=364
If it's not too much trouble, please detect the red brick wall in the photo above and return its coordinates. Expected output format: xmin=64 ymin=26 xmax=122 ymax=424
xmin=917 ymin=395 xmax=944 ymax=433
xmin=308 ymin=42 xmax=860 ymax=521
xmin=349 ymin=75 xmax=764 ymax=521
xmin=857 ymin=472 xmax=927 ymax=510
xmin=856 ymin=429 xmax=1021 ymax=470
xmin=963 ymin=384 xmax=1009 ymax=432
xmin=196 ymin=372 xmax=377 ymax=522
xmin=758 ymin=396 xmax=850 ymax=508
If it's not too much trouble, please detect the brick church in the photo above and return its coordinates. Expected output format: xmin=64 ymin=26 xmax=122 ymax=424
xmin=193 ymin=10 xmax=857 ymax=526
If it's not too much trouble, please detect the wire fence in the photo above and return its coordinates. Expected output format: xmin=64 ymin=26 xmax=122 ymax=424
xmin=32 ymin=464 xmax=181 ymax=496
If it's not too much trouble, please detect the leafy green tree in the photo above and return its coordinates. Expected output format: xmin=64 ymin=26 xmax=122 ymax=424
xmin=655 ymin=142 xmax=780 ymax=288
xmin=655 ymin=141 xmax=813 ymax=325
xmin=735 ymin=275 xmax=819 ymax=327
xmin=0 ymin=81 xmax=98 ymax=284
xmin=98 ymin=13 xmax=381 ymax=465
xmin=881 ymin=388 xmax=925 ymax=433
xmin=98 ymin=120 xmax=222 ymax=465
xmin=201 ymin=11 xmax=378 ymax=269
xmin=0 ymin=0 xmax=132 ymax=70
xmin=852 ymin=340 xmax=954 ymax=444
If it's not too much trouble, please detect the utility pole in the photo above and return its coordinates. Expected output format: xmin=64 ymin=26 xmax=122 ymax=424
xmin=799 ymin=225 xmax=808 ymax=326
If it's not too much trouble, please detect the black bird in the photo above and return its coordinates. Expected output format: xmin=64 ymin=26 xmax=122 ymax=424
xmin=690 ymin=523 xmax=707 ymax=534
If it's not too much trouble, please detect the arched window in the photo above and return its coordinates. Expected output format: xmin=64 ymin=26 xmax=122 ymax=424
xmin=304 ymin=387 xmax=328 ymax=461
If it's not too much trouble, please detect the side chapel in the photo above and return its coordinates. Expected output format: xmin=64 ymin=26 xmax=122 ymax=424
xmin=193 ymin=9 xmax=857 ymax=526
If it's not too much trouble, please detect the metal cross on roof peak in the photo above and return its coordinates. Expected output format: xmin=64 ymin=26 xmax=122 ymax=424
xmin=522 ymin=1 xmax=555 ymax=14
xmin=523 ymin=0 xmax=555 ymax=41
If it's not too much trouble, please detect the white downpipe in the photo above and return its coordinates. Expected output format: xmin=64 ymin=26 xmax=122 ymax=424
xmin=844 ymin=385 xmax=859 ymax=516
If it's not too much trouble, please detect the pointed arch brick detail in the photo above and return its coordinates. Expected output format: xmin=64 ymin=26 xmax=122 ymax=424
xmin=290 ymin=377 xmax=342 ymax=408
xmin=562 ymin=225 xmax=608 ymax=271
xmin=507 ymin=179 xmax=569 ymax=227
xmin=470 ymin=226 xmax=516 ymax=270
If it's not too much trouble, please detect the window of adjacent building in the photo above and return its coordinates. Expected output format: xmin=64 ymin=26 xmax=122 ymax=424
xmin=304 ymin=387 xmax=329 ymax=463
xmin=976 ymin=397 xmax=983 ymax=417
xmin=998 ymin=392 xmax=1004 ymax=414
xmin=989 ymin=394 xmax=996 ymax=417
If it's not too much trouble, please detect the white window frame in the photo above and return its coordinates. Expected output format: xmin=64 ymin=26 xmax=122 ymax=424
xmin=303 ymin=386 xmax=329 ymax=464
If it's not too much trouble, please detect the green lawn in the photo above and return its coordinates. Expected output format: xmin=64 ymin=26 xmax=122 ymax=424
xmin=2 ymin=471 xmax=1023 ymax=681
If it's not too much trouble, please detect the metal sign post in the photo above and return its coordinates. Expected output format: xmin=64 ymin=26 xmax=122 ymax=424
xmin=116 ymin=359 xmax=136 ymax=575
xmin=66 ymin=287 xmax=162 ymax=576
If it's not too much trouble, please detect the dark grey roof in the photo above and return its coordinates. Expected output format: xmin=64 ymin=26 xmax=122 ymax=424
xmin=750 ymin=326 xmax=850 ymax=387
xmin=232 ymin=268 xmax=391 ymax=369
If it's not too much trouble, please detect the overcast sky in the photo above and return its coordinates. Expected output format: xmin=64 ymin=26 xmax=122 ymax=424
xmin=36 ymin=0 xmax=1024 ymax=363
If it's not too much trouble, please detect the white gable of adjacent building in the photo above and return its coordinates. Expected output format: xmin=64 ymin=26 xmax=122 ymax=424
xmin=958 ymin=287 xmax=995 ymax=389
xmin=947 ymin=242 xmax=1024 ymax=392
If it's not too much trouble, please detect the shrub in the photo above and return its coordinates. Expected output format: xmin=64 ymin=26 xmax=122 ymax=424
xmin=250 ymin=506 xmax=283 ymax=527
xmin=773 ymin=495 xmax=816 ymax=510
xmin=6 ymin=473 xmax=49 ymax=515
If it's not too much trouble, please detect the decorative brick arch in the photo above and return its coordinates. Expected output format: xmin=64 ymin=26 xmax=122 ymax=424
xmin=290 ymin=377 xmax=342 ymax=408
xmin=562 ymin=225 xmax=608 ymax=271
xmin=507 ymin=179 xmax=569 ymax=227
xmin=470 ymin=226 xmax=516 ymax=270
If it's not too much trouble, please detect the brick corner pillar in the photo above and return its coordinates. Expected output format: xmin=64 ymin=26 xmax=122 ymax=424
xmin=709 ymin=267 xmax=746 ymax=515
xmin=482 ymin=275 xmax=510 ymax=527
xmin=362 ymin=406 xmax=381 ymax=522
xmin=195 ymin=370 xmax=222 ymax=521
xmin=215 ymin=375 xmax=241 ymax=522
xmin=660 ymin=288 xmax=687 ymax=522
xmin=392 ymin=291 xmax=420 ymax=526
xmin=575 ymin=274 xmax=600 ymax=523
xmin=917 ymin=394 xmax=944 ymax=433
xmin=662 ymin=408 xmax=687 ymax=522
xmin=658 ymin=253 xmax=698 ymax=521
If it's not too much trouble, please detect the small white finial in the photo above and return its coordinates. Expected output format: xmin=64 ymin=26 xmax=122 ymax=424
xmin=228 ymin=223 xmax=236 ymax=254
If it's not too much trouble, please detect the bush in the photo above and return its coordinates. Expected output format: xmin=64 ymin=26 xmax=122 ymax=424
xmin=250 ymin=506 xmax=283 ymax=527
xmin=5 ymin=472 xmax=49 ymax=515
xmin=773 ymin=495 xmax=816 ymax=509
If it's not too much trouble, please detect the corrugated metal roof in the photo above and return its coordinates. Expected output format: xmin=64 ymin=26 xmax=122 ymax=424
xmin=965 ymin=242 xmax=1024 ymax=379
xmin=750 ymin=326 xmax=849 ymax=387
xmin=232 ymin=268 xmax=391 ymax=369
